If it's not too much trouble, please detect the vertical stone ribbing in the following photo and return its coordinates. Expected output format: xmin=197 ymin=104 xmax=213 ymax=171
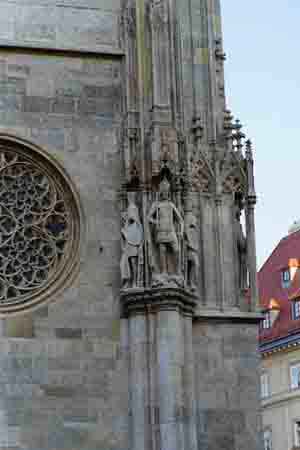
xmin=176 ymin=0 xmax=194 ymax=128
xmin=191 ymin=0 xmax=210 ymax=141
xmin=123 ymin=0 xmax=140 ymax=182
xmin=212 ymin=0 xmax=226 ymax=137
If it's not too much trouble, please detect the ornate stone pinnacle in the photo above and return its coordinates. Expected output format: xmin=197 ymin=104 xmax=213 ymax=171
xmin=215 ymin=39 xmax=226 ymax=61
xmin=234 ymin=119 xmax=246 ymax=152
xmin=223 ymin=109 xmax=234 ymax=133
xmin=246 ymin=139 xmax=253 ymax=161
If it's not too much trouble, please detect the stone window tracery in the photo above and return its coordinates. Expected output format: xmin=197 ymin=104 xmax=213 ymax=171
xmin=0 ymin=137 xmax=82 ymax=315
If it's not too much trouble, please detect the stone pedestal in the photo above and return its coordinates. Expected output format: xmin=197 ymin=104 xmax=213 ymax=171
xmin=121 ymin=288 xmax=197 ymax=450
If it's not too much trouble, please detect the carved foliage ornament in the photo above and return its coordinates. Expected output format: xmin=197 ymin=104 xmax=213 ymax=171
xmin=0 ymin=138 xmax=82 ymax=315
xmin=191 ymin=158 xmax=212 ymax=193
xmin=221 ymin=152 xmax=247 ymax=194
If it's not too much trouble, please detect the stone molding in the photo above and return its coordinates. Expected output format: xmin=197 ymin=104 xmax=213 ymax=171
xmin=120 ymin=286 xmax=197 ymax=317
xmin=194 ymin=308 xmax=263 ymax=323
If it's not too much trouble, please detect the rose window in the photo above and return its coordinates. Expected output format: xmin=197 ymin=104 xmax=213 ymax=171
xmin=0 ymin=137 xmax=82 ymax=315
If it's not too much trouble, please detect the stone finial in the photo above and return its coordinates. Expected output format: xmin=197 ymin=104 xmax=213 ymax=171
xmin=223 ymin=109 xmax=234 ymax=136
xmin=245 ymin=139 xmax=253 ymax=161
xmin=245 ymin=139 xmax=256 ymax=201
xmin=233 ymin=119 xmax=245 ymax=153
xmin=215 ymin=39 xmax=226 ymax=62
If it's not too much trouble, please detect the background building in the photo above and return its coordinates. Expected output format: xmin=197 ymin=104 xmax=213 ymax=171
xmin=259 ymin=223 xmax=300 ymax=450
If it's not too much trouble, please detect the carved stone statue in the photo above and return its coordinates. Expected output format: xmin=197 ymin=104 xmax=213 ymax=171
xmin=147 ymin=177 xmax=184 ymax=287
xmin=120 ymin=201 xmax=143 ymax=289
xmin=184 ymin=211 xmax=199 ymax=291
xmin=234 ymin=200 xmax=247 ymax=292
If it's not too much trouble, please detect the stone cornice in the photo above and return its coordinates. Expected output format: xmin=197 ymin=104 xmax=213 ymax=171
xmin=194 ymin=308 xmax=263 ymax=323
xmin=0 ymin=43 xmax=124 ymax=58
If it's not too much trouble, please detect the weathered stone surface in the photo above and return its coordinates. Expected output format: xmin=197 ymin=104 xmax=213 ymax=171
xmin=0 ymin=0 xmax=122 ymax=53
xmin=0 ymin=46 xmax=128 ymax=448
xmin=0 ymin=0 xmax=262 ymax=449
xmin=193 ymin=322 xmax=262 ymax=450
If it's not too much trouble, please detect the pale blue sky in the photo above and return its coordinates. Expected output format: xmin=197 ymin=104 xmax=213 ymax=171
xmin=222 ymin=1 xmax=300 ymax=269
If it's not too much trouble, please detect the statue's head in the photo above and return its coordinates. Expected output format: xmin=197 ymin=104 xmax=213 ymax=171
xmin=159 ymin=177 xmax=170 ymax=200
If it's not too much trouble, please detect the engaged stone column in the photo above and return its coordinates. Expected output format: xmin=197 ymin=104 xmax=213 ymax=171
xmin=246 ymin=197 xmax=259 ymax=312
xmin=129 ymin=314 xmax=149 ymax=450
xmin=182 ymin=315 xmax=198 ymax=450
xmin=245 ymin=140 xmax=259 ymax=312
xmin=121 ymin=287 xmax=197 ymax=450
xmin=157 ymin=308 xmax=184 ymax=450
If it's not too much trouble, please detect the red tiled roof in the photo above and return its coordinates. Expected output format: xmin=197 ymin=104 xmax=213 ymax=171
xmin=259 ymin=229 xmax=300 ymax=344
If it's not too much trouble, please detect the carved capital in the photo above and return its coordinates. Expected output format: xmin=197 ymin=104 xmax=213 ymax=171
xmin=120 ymin=287 xmax=197 ymax=317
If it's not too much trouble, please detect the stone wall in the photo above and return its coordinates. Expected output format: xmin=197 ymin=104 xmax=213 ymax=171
xmin=0 ymin=0 xmax=122 ymax=53
xmin=0 ymin=0 xmax=263 ymax=449
xmin=0 ymin=334 xmax=129 ymax=449
xmin=193 ymin=321 xmax=262 ymax=450
xmin=0 ymin=41 xmax=129 ymax=450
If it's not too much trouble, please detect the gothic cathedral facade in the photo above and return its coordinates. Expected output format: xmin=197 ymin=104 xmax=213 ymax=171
xmin=0 ymin=0 xmax=262 ymax=449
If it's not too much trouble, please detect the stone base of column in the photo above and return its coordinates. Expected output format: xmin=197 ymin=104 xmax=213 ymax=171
xmin=121 ymin=287 xmax=197 ymax=450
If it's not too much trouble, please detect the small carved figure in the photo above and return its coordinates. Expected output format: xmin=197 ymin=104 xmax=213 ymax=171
xmin=147 ymin=177 xmax=184 ymax=286
xmin=234 ymin=199 xmax=248 ymax=291
xmin=184 ymin=211 xmax=199 ymax=291
xmin=150 ymin=0 xmax=168 ymax=30
xmin=120 ymin=201 xmax=143 ymax=289
xmin=125 ymin=5 xmax=136 ymax=36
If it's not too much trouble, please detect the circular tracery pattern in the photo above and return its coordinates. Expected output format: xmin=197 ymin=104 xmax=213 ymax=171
xmin=0 ymin=139 xmax=81 ymax=314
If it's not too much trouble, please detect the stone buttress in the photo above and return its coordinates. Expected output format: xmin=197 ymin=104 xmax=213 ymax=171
xmin=120 ymin=0 xmax=263 ymax=449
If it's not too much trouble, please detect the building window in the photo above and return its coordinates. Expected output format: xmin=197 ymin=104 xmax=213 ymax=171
xmin=282 ymin=268 xmax=291 ymax=288
xmin=263 ymin=429 xmax=272 ymax=450
xmin=293 ymin=299 xmax=300 ymax=320
xmin=260 ymin=372 xmax=270 ymax=399
xmin=290 ymin=363 xmax=300 ymax=390
xmin=294 ymin=421 xmax=300 ymax=447
xmin=262 ymin=311 xmax=271 ymax=330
